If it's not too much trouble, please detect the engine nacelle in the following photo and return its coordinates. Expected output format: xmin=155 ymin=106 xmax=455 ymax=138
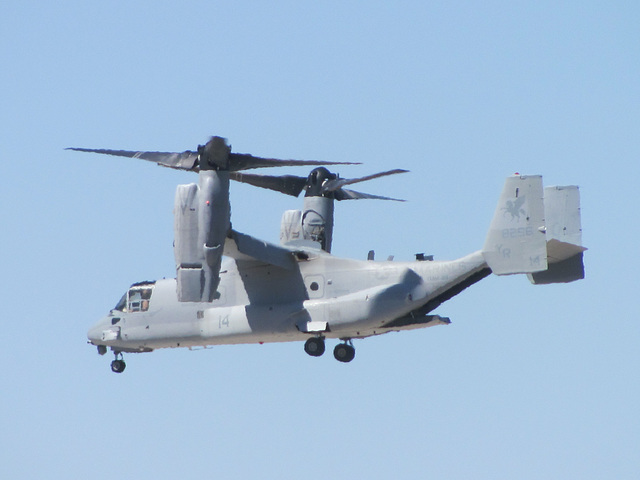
xmin=173 ymin=171 xmax=230 ymax=302
xmin=174 ymin=183 xmax=201 ymax=267
xmin=174 ymin=183 xmax=203 ymax=302
xmin=279 ymin=196 xmax=335 ymax=252
xmin=280 ymin=210 xmax=303 ymax=245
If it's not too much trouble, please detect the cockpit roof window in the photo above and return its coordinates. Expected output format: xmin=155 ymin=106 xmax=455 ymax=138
xmin=131 ymin=280 xmax=156 ymax=288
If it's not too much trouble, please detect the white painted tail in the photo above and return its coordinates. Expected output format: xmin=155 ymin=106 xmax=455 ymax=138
xmin=528 ymin=185 xmax=586 ymax=284
xmin=482 ymin=175 xmax=586 ymax=283
xmin=482 ymin=175 xmax=548 ymax=275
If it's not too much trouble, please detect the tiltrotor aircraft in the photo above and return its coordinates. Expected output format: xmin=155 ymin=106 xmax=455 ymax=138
xmin=69 ymin=137 xmax=586 ymax=373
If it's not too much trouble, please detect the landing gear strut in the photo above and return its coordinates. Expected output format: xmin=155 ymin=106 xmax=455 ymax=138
xmin=333 ymin=340 xmax=355 ymax=363
xmin=304 ymin=337 xmax=325 ymax=357
xmin=110 ymin=352 xmax=126 ymax=373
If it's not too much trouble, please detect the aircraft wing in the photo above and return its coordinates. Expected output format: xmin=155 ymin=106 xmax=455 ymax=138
xmin=223 ymin=230 xmax=298 ymax=270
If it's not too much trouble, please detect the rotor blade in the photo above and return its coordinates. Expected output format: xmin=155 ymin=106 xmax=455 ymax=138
xmin=66 ymin=147 xmax=199 ymax=171
xmin=228 ymin=153 xmax=359 ymax=172
xmin=68 ymin=145 xmax=358 ymax=173
xmin=323 ymin=169 xmax=409 ymax=192
xmin=229 ymin=172 xmax=308 ymax=197
xmin=334 ymin=188 xmax=406 ymax=202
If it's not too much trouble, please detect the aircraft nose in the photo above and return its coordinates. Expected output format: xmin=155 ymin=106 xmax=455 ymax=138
xmin=87 ymin=316 xmax=114 ymax=345
xmin=87 ymin=323 xmax=102 ymax=344
xmin=87 ymin=320 xmax=105 ymax=344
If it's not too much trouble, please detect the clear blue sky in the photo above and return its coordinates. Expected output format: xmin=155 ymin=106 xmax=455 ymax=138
xmin=1 ymin=1 xmax=638 ymax=478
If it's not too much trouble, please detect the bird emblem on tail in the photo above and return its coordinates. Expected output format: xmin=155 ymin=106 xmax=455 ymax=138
xmin=502 ymin=195 xmax=526 ymax=221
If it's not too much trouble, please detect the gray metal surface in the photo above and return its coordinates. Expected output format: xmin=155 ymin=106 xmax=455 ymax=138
xmin=482 ymin=175 xmax=548 ymax=275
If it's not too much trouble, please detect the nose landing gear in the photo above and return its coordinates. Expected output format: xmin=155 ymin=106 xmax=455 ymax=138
xmin=110 ymin=352 xmax=126 ymax=373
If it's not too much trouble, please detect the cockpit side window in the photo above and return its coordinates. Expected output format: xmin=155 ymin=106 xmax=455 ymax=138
xmin=128 ymin=286 xmax=153 ymax=312
xmin=114 ymin=281 xmax=156 ymax=313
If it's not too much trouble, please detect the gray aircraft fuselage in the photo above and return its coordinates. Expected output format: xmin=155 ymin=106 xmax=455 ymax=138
xmin=88 ymin=249 xmax=487 ymax=352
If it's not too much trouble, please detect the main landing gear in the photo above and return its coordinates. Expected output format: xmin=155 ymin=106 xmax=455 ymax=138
xmin=110 ymin=352 xmax=126 ymax=373
xmin=304 ymin=337 xmax=325 ymax=357
xmin=333 ymin=340 xmax=355 ymax=363
xmin=304 ymin=337 xmax=355 ymax=363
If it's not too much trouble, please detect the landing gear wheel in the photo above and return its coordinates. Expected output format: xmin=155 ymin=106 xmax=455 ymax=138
xmin=333 ymin=343 xmax=355 ymax=363
xmin=304 ymin=337 xmax=325 ymax=357
xmin=111 ymin=359 xmax=126 ymax=373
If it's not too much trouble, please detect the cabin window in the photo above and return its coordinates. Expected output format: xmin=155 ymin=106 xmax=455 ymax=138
xmin=305 ymin=275 xmax=325 ymax=298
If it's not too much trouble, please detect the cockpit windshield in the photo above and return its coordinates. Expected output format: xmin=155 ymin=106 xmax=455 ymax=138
xmin=113 ymin=281 xmax=156 ymax=312
xmin=114 ymin=293 xmax=127 ymax=312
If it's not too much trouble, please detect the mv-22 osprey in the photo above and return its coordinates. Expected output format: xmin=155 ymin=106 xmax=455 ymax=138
xmin=69 ymin=137 xmax=586 ymax=373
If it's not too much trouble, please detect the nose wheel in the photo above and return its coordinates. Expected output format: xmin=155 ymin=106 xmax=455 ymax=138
xmin=110 ymin=352 xmax=126 ymax=373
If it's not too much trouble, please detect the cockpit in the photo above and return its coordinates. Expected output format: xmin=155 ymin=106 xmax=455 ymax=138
xmin=113 ymin=281 xmax=156 ymax=313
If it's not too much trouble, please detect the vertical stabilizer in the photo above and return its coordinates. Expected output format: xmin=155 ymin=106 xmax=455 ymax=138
xmin=483 ymin=175 xmax=548 ymax=275
xmin=541 ymin=185 xmax=582 ymax=249
xmin=528 ymin=185 xmax=586 ymax=284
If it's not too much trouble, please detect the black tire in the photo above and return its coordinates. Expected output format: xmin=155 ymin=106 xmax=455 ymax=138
xmin=111 ymin=359 xmax=126 ymax=373
xmin=304 ymin=337 xmax=325 ymax=357
xmin=333 ymin=344 xmax=355 ymax=363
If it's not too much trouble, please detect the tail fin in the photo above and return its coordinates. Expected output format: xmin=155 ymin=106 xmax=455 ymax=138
xmin=527 ymin=185 xmax=586 ymax=284
xmin=482 ymin=175 xmax=587 ymax=283
xmin=482 ymin=175 xmax=548 ymax=275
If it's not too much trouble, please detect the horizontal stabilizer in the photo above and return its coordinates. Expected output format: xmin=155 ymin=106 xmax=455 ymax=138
xmin=482 ymin=175 xmax=548 ymax=275
xmin=546 ymin=238 xmax=587 ymax=262
xmin=528 ymin=252 xmax=585 ymax=284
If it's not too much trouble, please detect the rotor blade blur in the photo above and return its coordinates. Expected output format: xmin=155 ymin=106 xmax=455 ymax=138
xmin=66 ymin=147 xmax=199 ymax=171
xmin=228 ymin=153 xmax=360 ymax=172
xmin=334 ymin=188 xmax=406 ymax=201
xmin=229 ymin=172 xmax=307 ymax=197
xmin=323 ymin=169 xmax=409 ymax=192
